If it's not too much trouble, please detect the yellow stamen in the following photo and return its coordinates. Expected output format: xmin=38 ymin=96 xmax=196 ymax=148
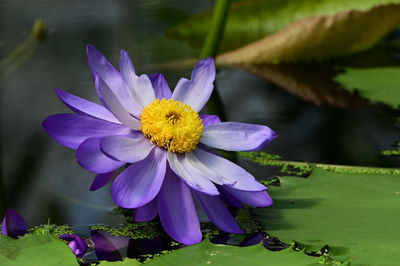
xmin=140 ymin=98 xmax=203 ymax=153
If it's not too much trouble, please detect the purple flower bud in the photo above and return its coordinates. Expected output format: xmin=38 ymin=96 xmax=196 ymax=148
xmin=90 ymin=230 xmax=129 ymax=262
xmin=59 ymin=234 xmax=88 ymax=258
xmin=1 ymin=208 xmax=28 ymax=238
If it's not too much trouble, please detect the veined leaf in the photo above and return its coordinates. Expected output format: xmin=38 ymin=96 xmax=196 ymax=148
xmin=169 ymin=0 xmax=400 ymax=52
xmin=216 ymin=4 xmax=400 ymax=64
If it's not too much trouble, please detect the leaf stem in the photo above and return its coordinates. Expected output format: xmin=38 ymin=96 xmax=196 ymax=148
xmin=200 ymin=0 xmax=231 ymax=58
xmin=200 ymin=0 xmax=231 ymax=120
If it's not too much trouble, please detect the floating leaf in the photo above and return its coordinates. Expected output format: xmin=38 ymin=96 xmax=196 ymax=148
xmin=169 ymin=0 xmax=400 ymax=53
xmin=335 ymin=67 xmax=400 ymax=108
xmin=254 ymin=167 xmax=400 ymax=265
xmin=99 ymin=258 xmax=141 ymax=265
xmin=216 ymin=4 xmax=400 ymax=64
xmin=0 ymin=233 xmax=77 ymax=265
xmin=146 ymin=240 xmax=323 ymax=265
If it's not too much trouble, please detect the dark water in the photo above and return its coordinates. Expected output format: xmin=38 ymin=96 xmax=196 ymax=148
xmin=1 ymin=0 xmax=399 ymax=232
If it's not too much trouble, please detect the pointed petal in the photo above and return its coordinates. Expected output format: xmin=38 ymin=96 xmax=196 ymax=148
xmin=76 ymin=137 xmax=124 ymax=174
xmin=149 ymin=73 xmax=172 ymax=99
xmin=172 ymin=57 xmax=215 ymax=112
xmin=90 ymin=171 xmax=116 ymax=191
xmin=193 ymin=192 xmax=243 ymax=234
xmin=192 ymin=148 xmax=266 ymax=191
xmin=1 ymin=208 xmax=28 ymax=238
xmin=95 ymin=74 xmax=141 ymax=130
xmin=201 ymin=122 xmax=277 ymax=151
xmin=55 ymin=89 xmax=120 ymax=124
xmin=158 ymin=169 xmax=202 ymax=245
xmin=119 ymin=50 xmax=156 ymax=109
xmin=86 ymin=45 xmax=141 ymax=116
xmin=100 ymin=134 xmax=154 ymax=163
xmin=59 ymin=234 xmax=88 ymax=258
xmin=134 ymin=198 xmax=158 ymax=222
xmin=200 ymin=114 xmax=221 ymax=126
xmin=42 ymin=114 xmax=130 ymax=149
xmin=111 ymin=148 xmax=167 ymax=208
xmin=223 ymin=186 xmax=273 ymax=207
xmin=167 ymin=151 xmax=219 ymax=196
xmin=218 ymin=186 xmax=243 ymax=208
xmin=90 ymin=230 xmax=128 ymax=262
xmin=240 ymin=232 xmax=266 ymax=247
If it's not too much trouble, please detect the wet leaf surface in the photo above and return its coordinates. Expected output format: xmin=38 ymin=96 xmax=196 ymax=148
xmin=254 ymin=167 xmax=400 ymax=265
xmin=0 ymin=233 xmax=77 ymax=265
xmin=146 ymin=240 xmax=323 ymax=266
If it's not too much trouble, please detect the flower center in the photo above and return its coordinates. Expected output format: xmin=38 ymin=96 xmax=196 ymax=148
xmin=140 ymin=98 xmax=203 ymax=153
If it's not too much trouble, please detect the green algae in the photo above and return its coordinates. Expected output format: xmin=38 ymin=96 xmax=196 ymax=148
xmin=29 ymin=224 xmax=74 ymax=238
xmin=381 ymin=141 xmax=400 ymax=156
xmin=239 ymin=151 xmax=400 ymax=175
xmin=90 ymin=222 xmax=161 ymax=240
xmin=236 ymin=208 xmax=263 ymax=234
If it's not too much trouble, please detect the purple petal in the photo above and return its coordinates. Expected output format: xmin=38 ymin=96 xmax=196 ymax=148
xmin=191 ymin=148 xmax=266 ymax=191
xmin=95 ymin=74 xmax=141 ymax=130
xmin=90 ymin=230 xmax=129 ymax=262
xmin=158 ymin=168 xmax=202 ymax=245
xmin=86 ymin=45 xmax=141 ymax=116
xmin=100 ymin=134 xmax=154 ymax=163
xmin=201 ymin=122 xmax=277 ymax=151
xmin=223 ymin=186 xmax=273 ymax=207
xmin=200 ymin=114 xmax=221 ymax=126
xmin=90 ymin=171 xmax=116 ymax=191
xmin=59 ymin=234 xmax=88 ymax=258
xmin=240 ymin=232 xmax=266 ymax=247
xmin=150 ymin=73 xmax=172 ymax=99
xmin=76 ymin=137 xmax=125 ymax=174
xmin=1 ymin=208 xmax=28 ymax=238
xmin=193 ymin=192 xmax=243 ymax=234
xmin=167 ymin=152 xmax=219 ymax=196
xmin=111 ymin=148 xmax=167 ymax=208
xmin=43 ymin=114 xmax=130 ymax=149
xmin=119 ymin=50 xmax=156 ymax=109
xmin=172 ymin=57 xmax=215 ymax=112
xmin=134 ymin=198 xmax=158 ymax=222
xmin=218 ymin=186 xmax=243 ymax=208
xmin=54 ymin=88 xmax=120 ymax=124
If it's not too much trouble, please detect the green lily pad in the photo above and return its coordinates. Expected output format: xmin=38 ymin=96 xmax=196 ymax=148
xmin=254 ymin=167 xmax=400 ymax=265
xmin=99 ymin=259 xmax=141 ymax=265
xmin=335 ymin=67 xmax=400 ymax=108
xmin=0 ymin=233 xmax=78 ymax=265
xmin=146 ymin=240 xmax=323 ymax=266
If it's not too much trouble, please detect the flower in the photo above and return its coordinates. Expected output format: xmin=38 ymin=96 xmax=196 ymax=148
xmin=1 ymin=208 xmax=28 ymax=238
xmin=43 ymin=45 xmax=277 ymax=245
xmin=59 ymin=234 xmax=88 ymax=258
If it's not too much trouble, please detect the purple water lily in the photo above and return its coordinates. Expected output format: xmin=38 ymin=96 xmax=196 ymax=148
xmin=43 ymin=45 xmax=277 ymax=245
xmin=1 ymin=208 xmax=28 ymax=238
